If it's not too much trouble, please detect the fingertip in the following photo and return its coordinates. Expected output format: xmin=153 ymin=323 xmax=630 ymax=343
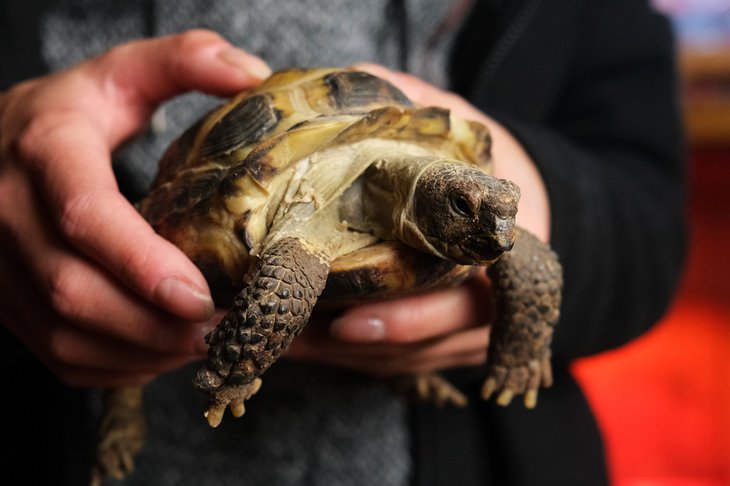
xmin=330 ymin=315 xmax=385 ymax=342
xmin=98 ymin=29 xmax=271 ymax=114
xmin=216 ymin=47 xmax=272 ymax=82
xmin=172 ymin=30 xmax=270 ymax=94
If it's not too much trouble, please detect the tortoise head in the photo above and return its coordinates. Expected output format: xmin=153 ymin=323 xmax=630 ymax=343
xmin=412 ymin=163 xmax=520 ymax=265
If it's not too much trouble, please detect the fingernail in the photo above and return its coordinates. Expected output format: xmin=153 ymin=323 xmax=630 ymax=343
xmin=155 ymin=277 xmax=215 ymax=321
xmin=217 ymin=47 xmax=272 ymax=80
xmin=330 ymin=316 xmax=385 ymax=342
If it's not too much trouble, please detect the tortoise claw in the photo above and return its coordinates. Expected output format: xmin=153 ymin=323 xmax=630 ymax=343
xmin=394 ymin=373 xmax=468 ymax=407
xmin=481 ymin=358 xmax=550 ymax=409
xmin=204 ymin=378 xmax=262 ymax=428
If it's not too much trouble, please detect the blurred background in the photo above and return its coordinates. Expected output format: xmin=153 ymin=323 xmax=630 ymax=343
xmin=573 ymin=1 xmax=730 ymax=484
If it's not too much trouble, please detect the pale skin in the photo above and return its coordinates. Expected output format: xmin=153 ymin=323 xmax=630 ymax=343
xmin=0 ymin=29 xmax=549 ymax=388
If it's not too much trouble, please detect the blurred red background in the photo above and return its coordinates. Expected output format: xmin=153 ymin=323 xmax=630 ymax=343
xmin=573 ymin=147 xmax=730 ymax=486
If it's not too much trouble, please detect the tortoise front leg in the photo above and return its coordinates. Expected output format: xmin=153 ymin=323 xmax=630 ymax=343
xmin=482 ymin=227 xmax=562 ymax=408
xmin=193 ymin=237 xmax=331 ymax=427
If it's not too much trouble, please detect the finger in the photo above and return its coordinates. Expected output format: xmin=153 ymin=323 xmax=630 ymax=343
xmin=328 ymin=325 xmax=489 ymax=360
xmin=16 ymin=118 xmax=215 ymax=322
xmin=35 ymin=250 xmax=217 ymax=356
xmin=289 ymin=326 xmax=489 ymax=376
xmin=0 ymin=241 xmax=213 ymax=366
xmin=0 ymin=171 xmax=216 ymax=354
xmin=2 ymin=309 xmax=158 ymax=387
xmin=86 ymin=29 xmax=272 ymax=145
xmin=329 ymin=273 xmax=493 ymax=343
xmin=50 ymin=364 xmax=157 ymax=388
xmin=0 ymin=262 xmax=204 ymax=389
xmin=37 ymin=323 xmax=200 ymax=375
xmin=0 ymin=290 xmax=161 ymax=387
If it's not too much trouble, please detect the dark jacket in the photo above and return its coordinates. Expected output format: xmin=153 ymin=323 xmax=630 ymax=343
xmin=413 ymin=0 xmax=685 ymax=485
xmin=0 ymin=0 xmax=685 ymax=485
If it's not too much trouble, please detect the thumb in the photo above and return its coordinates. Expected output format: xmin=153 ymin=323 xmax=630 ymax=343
xmin=85 ymin=29 xmax=272 ymax=146
xmin=14 ymin=31 xmax=271 ymax=322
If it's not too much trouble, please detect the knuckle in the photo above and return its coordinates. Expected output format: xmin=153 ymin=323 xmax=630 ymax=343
xmin=0 ymin=81 xmax=35 ymax=155
xmin=13 ymin=113 xmax=56 ymax=163
xmin=48 ymin=262 xmax=87 ymax=321
xmin=12 ymin=110 xmax=83 ymax=172
xmin=57 ymin=191 xmax=96 ymax=244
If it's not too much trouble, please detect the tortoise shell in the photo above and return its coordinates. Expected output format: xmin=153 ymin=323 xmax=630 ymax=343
xmin=138 ymin=68 xmax=492 ymax=305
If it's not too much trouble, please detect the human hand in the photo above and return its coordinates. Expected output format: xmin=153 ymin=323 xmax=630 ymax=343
xmin=0 ymin=30 xmax=270 ymax=388
xmin=287 ymin=64 xmax=550 ymax=377
xmin=287 ymin=273 xmax=492 ymax=376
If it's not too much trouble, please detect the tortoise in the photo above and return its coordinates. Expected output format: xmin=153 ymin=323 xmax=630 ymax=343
xmin=93 ymin=67 xmax=562 ymax=482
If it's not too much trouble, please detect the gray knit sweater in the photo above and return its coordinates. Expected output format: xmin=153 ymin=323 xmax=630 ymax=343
xmin=32 ymin=1 xmax=465 ymax=484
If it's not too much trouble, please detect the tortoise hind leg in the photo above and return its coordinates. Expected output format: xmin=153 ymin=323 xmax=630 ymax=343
xmin=482 ymin=227 xmax=562 ymax=408
xmin=391 ymin=373 xmax=468 ymax=407
xmin=90 ymin=386 xmax=146 ymax=486
xmin=193 ymin=236 xmax=331 ymax=427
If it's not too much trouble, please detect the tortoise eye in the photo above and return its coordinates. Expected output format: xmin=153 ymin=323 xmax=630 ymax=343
xmin=450 ymin=195 xmax=473 ymax=217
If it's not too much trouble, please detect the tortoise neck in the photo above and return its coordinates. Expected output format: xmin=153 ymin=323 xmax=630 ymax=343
xmin=345 ymin=155 xmax=462 ymax=258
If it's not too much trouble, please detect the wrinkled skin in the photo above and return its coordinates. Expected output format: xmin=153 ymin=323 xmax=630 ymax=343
xmin=413 ymin=164 xmax=520 ymax=264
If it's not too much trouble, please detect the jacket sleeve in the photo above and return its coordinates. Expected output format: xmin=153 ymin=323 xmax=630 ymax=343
xmin=467 ymin=0 xmax=687 ymax=360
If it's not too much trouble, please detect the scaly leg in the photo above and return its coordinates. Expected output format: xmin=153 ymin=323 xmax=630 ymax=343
xmin=193 ymin=237 xmax=330 ymax=427
xmin=482 ymin=227 xmax=562 ymax=408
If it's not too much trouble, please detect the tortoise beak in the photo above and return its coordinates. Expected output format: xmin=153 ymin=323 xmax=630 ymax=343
xmin=445 ymin=213 xmax=516 ymax=264
xmin=496 ymin=233 xmax=515 ymax=253
xmin=494 ymin=217 xmax=515 ymax=253
xmin=459 ymin=230 xmax=514 ymax=264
